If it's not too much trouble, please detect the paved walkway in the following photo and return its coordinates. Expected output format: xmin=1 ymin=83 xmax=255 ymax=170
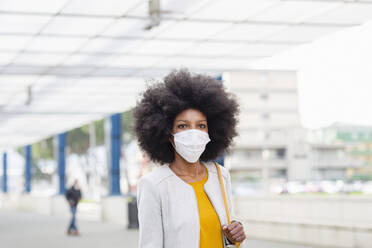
xmin=0 ymin=210 xmax=314 ymax=248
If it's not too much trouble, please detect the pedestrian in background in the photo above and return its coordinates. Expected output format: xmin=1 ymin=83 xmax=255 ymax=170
xmin=65 ymin=179 xmax=82 ymax=236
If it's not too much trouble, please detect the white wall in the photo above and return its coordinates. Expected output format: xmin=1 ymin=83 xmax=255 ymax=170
xmin=234 ymin=196 xmax=372 ymax=248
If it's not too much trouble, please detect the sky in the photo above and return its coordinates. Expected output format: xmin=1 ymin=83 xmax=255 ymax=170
xmin=249 ymin=21 xmax=372 ymax=129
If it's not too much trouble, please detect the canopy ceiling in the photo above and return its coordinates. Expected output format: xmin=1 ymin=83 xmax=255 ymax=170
xmin=1 ymin=0 xmax=372 ymax=147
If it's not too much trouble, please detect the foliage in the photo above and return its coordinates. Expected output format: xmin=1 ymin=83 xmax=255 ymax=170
xmin=32 ymin=138 xmax=54 ymax=160
xmin=67 ymin=125 xmax=90 ymax=155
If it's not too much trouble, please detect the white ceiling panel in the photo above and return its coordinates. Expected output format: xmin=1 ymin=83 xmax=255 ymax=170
xmin=102 ymin=18 xmax=176 ymax=39
xmin=12 ymin=53 xmax=67 ymax=66
xmin=42 ymin=16 xmax=113 ymax=36
xmin=229 ymin=43 xmax=294 ymax=57
xmin=155 ymin=56 xmax=231 ymax=69
xmin=80 ymin=37 xmax=138 ymax=53
xmin=0 ymin=52 xmax=15 ymax=64
xmin=2 ymin=64 xmax=48 ymax=75
xmin=102 ymin=19 xmax=150 ymax=37
xmin=134 ymin=40 xmax=194 ymax=55
xmin=179 ymin=42 xmax=235 ymax=56
xmin=47 ymin=65 xmax=95 ymax=76
xmin=0 ymin=0 xmax=67 ymax=14
xmin=90 ymin=67 xmax=137 ymax=77
xmin=267 ymin=26 xmax=344 ymax=42
xmin=211 ymin=24 xmax=284 ymax=41
xmin=0 ymin=14 xmax=50 ymax=34
xmin=161 ymin=0 xmax=209 ymax=17
xmin=26 ymin=36 xmax=88 ymax=52
xmin=125 ymin=1 xmax=148 ymax=17
xmin=191 ymin=0 xmax=279 ymax=21
xmin=0 ymin=36 xmax=30 ymax=50
xmin=107 ymin=55 xmax=162 ymax=67
xmin=0 ymin=75 xmax=38 ymax=85
xmin=250 ymin=1 xmax=340 ymax=23
xmin=309 ymin=3 xmax=372 ymax=24
xmin=62 ymin=0 xmax=143 ymax=16
xmin=61 ymin=53 xmax=114 ymax=66
xmin=155 ymin=21 xmax=230 ymax=40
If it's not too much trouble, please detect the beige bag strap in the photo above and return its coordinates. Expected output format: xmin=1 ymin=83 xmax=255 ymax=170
xmin=215 ymin=162 xmax=231 ymax=224
xmin=214 ymin=162 xmax=240 ymax=248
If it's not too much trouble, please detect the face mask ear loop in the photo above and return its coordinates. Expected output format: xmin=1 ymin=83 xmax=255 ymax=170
xmin=169 ymin=133 xmax=176 ymax=150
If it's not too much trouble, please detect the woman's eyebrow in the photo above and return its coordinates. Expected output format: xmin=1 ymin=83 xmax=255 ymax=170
xmin=176 ymin=120 xmax=188 ymax=122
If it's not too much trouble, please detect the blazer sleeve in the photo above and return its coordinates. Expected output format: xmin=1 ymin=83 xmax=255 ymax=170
xmin=225 ymin=169 xmax=237 ymax=221
xmin=137 ymin=176 xmax=163 ymax=248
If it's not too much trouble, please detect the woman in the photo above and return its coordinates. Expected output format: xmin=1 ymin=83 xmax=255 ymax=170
xmin=134 ymin=69 xmax=246 ymax=248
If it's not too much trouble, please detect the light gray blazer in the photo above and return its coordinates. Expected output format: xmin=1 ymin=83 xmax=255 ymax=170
xmin=137 ymin=161 xmax=238 ymax=248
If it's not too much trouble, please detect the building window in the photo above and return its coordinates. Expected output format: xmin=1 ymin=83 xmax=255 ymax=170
xmin=260 ymin=93 xmax=269 ymax=100
xmin=262 ymin=113 xmax=270 ymax=120
xmin=276 ymin=148 xmax=286 ymax=159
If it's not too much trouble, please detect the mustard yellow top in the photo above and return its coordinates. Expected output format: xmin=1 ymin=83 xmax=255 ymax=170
xmin=189 ymin=168 xmax=223 ymax=248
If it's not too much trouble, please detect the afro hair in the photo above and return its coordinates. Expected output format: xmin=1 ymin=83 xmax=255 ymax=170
xmin=133 ymin=69 xmax=239 ymax=164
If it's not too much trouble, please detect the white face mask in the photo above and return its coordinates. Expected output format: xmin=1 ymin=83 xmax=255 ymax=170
xmin=172 ymin=129 xmax=211 ymax=163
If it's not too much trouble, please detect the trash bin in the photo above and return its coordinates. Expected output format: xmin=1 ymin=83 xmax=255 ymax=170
xmin=127 ymin=195 xmax=139 ymax=229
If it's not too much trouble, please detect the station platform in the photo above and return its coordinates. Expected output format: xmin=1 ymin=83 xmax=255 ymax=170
xmin=0 ymin=209 xmax=315 ymax=248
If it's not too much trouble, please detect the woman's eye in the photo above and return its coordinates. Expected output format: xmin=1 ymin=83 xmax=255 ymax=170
xmin=177 ymin=124 xmax=186 ymax=129
xmin=199 ymin=124 xmax=206 ymax=128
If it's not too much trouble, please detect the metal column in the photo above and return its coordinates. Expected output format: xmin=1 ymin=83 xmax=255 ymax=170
xmin=2 ymin=152 xmax=7 ymax=193
xmin=58 ymin=133 xmax=66 ymax=195
xmin=215 ymin=75 xmax=225 ymax=166
xmin=110 ymin=114 xmax=121 ymax=195
xmin=25 ymin=145 xmax=32 ymax=193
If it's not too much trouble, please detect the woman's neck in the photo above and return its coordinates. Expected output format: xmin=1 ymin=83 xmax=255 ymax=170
xmin=170 ymin=154 xmax=204 ymax=178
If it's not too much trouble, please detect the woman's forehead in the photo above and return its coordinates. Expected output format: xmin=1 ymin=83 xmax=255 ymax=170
xmin=174 ymin=109 xmax=206 ymax=121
